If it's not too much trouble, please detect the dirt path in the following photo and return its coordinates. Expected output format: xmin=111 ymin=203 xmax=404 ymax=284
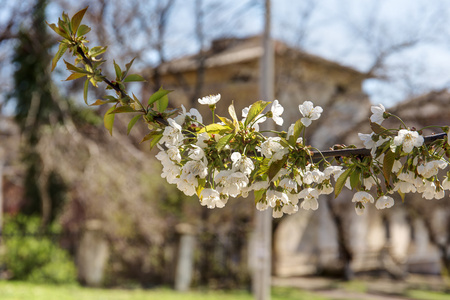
xmin=272 ymin=276 xmax=427 ymax=300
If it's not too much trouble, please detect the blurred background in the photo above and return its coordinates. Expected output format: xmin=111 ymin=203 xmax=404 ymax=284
xmin=1 ymin=0 xmax=450 ymax=297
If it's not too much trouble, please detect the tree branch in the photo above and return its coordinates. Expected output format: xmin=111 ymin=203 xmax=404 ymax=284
xmin=312 ymin=132 xmax=447 ymax=159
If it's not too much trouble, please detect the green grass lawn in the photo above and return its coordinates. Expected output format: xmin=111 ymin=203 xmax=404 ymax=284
xmin=0 ymin=281 xmax=328 ymax=300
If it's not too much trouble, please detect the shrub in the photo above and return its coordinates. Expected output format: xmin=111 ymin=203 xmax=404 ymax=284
xmin=0 ymin=214 xmax=77 ymax=284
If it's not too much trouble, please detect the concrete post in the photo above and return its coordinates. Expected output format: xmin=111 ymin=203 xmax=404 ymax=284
xmin=174 ymin=223 xmax=196 ymax=291
xmin=77 ymin=219 xmax=109 ymax=286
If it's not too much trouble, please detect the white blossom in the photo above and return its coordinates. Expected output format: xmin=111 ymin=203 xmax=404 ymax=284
xmin=196 ymin=132 xmax=210 ymax=148
xmin=266 ymin=189 xmax=289 ymax=207
xmin=271 ymin=99 xmax=284 ymax=126
xmin=375 ymin=196 xmax=394 ymax=209
xmin=160 ymin=118 xmax=184 ymax=147
xmin=279 ymin=177 xmax=298 ymax=193
xmin=282 ymin=204 xmax=299 ymax=215
xmin=198 ymin=94 xmax=221 ymax=105
xmin=442 ymin=177 xmax=450 ymax=190
xmin=417 ymin=160 xmax=447 ymax=178
xmin=298 ymin=101 xmax=323 ymax=127
xmin=272 ymin=209 xmax=284 ymax=218
xmin=215 ymin=171 xmax=249 ymax=197
xmin=200 ymin=188 xmax=226 ymax=209
xmin=393 ymin=129 xmax=424 ymax=153
xmin=352 ymin=191 xmax=374 ymax=215
xmin=231 ymin=152 xmax=255 ymax=175
xmin=370 ymin=104 xmax=386 ymax=125
xmin=259 ymin=137 xmax=284 ymax=158
xmin=256 ymin=201 xmax=269 ymax=211
xmin=299 ymin=188 xmax=320 ymax=210
xmin=358 ymin=132 xmax=390 ymax=156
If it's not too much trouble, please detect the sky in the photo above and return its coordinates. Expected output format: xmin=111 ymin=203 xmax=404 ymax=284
xmin=161 ymin=0 xmax=450 ymax=107
xmin=2 ymin=0 xmax=450 ymax=112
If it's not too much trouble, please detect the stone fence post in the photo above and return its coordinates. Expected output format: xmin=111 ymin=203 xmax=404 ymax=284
xmin=77 ymin=219 xmax=109 ymax=286
xmin=174 ymin=223 xmax=196 ymax=291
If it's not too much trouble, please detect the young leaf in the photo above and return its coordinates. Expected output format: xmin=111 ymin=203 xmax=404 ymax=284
xmin=350 ymin=169 xmax=360 ymax=190
xmin=228 ymin=102 xmax=239 ymax=131
xmin=65 ymin=72 xmax=87 ymax=81
xmin=383 ymin=149 xmax=396 ymax=181
xmin=70 ymin=7 xmax=88 ymax=35
xmin=123 ymin=58 xmax=136 ymax=78
xmin=244 ymin=100 xmax=270 ymax=127
xmin=127 ymin=115 xmax=142 ymax=135
xmin=268 ymin=154 xmax=288 ymax=181
xmin=77 ymin=24 xmax=91 ymax=36
xmin=64 ymin=60 xmax=90 ymax=74
xmin=148 ymin=87 xmax=172 ymax=107
xmin=89 ymin=99 xmax=115 ymax=106
xmin=216 ymin=133 xmax=234 ymax=152
xmin=289 ymin=119 xmax=304 ymax=146
xmin=109 ymin=106 xmax=138 ymax=114
xmin=156 ymin=95 xmax=169 ymax=113
xmin=51 ymin=43 xmax=68 ymax=71
xmin=113 ymin=60 xmax=122 ymax=80
xmin=199 ymin=124 xmax=231 ymax=134
xmin=254 ymin=189 xmax=266 ymax=204
xmin=104 ymin=106 xmax=116 ymax=135
xmin=123 ymin=74 xmax=145 ymax=83
xmin=89 ymin=46 xmax=107 ymax=58
xmin=83 ymin=79 xmax=89 ymax=105
xmin=216 ymin=115 xmax=235 ymax=129
xmin=334 ymin=168 xmax=352 ymax=198
xmin=150 ymin=134 xmax=163 ymax=149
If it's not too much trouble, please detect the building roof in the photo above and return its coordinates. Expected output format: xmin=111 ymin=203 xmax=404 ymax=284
xmin=156 ymin=36 xmax=370 ymax=78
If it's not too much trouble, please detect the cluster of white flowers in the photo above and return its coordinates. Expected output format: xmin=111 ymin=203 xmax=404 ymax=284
xmin=154 ymin=94 xmax=450 ymax=218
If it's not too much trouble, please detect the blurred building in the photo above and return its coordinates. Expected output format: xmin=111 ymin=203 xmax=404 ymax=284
xmin=148 ymin=35 xmax=371 ymax=149
xmin=150 ymin=37 xmax=449 ymax=278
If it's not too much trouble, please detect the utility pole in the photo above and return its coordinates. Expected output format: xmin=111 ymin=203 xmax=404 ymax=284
xmin=252 ymin=0 xmax=274 ymax=299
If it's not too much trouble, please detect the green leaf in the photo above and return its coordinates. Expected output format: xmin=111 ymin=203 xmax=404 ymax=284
xmin=104 ymin=106 xmax=116 ymax=136
xmin=64 ymin=60 xmax=90 ymax=74
xmin=244 ymin=100 xmax=270 ymax=127
xmin=71 ymin=7 xmax=88 ymax=35
xmin=51 ymin=43 xmax=68 ymax=71
xmin=123 ymin=74 xmax=145 ymax=83
xmin=83 ymin=79 xmax=89 ymax=105
xmin=216 ymin=134 xmax=234 ymax=151
xmin=148 ymin=87 xmax=172 ymax=107
xmin=77 ymin=24 xmax=91 ymax=36
xmin=350 ymin=169 xmax=360 ymax=190
xmin=228 ymin=102 xmax=239 ymax=132
xmin=65 ymin=72 xmax=87 ymax=81
xmin=123 ymin=58 xmax=135 ymax=78
xmin=140 ymin=132 xmax=157 ymax=143
xmin=268 ymin=154 xmax=288 ymax=181
xmin=289 ymin=119 xmax=304 ymax=146
xmin=89 ymin=46 xmax=107 ymax=58
xmin=150 ymin=134 xmax=163 ymax=149
xmin=254 ymin=189 xmax=266 ymax=204
xmin=127 ymin=115 xmax=142 ymax=135
xmin=46 ymin=21 xmax=70 ymax=39
xmin=113 ymin=60 xmax=122 ymax=80
xmin=156 ymin=95 xmax=169 ymax=113
xmin=109 ymin=106 xmax=139 ymax=114
xmin=370 ymin=122 xmax=394 ymax=136
xmin=383 ymin=149 xmax=396 ymax=181
xmin=198 ymin=123 xmax=231 ymax=134
xmin=334 ymin=168 xmax=352 ymax=198
xmin=89 ymin=99 xmax=115 ymax=106
xmin=216 ymin=115 xmax=235 ymax=129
